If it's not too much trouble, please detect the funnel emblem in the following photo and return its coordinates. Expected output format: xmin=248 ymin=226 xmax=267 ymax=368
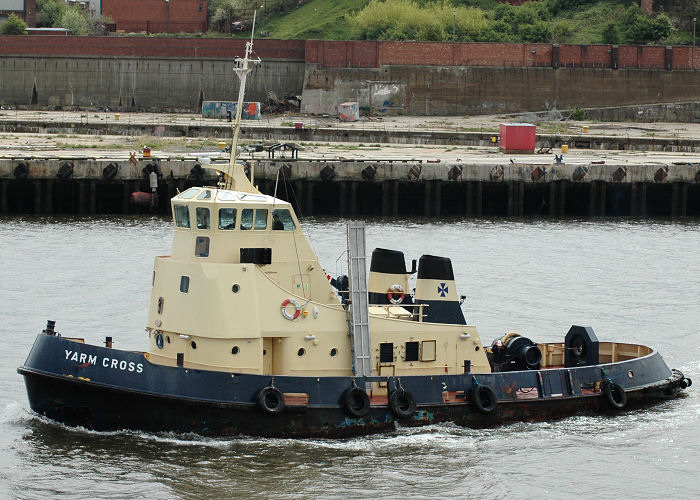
xmin=438 ymin=283 xmax=449 ymax=297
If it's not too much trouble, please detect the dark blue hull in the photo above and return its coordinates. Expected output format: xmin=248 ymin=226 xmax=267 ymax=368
xmin=18 ymin=333 xmax=687 ymax=438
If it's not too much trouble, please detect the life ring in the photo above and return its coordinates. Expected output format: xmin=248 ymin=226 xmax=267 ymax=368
xmin=389 ymin=389 xmax=417 ymax=418
xmin=155 ymin=332 xmax=164 ymax=349
xmin=387 ymin=284 xmax=405 ymax=305
xmin=604 ymin=382 xmax=627 ymax=409
xmin=341 ymin=387 xmax=371 ymax=418
xmin=256 ymin=386 xmax=285 ymax=415
xmin=281 ymin=298 xmax=301 ymax=320
xmin=472 ymin=384 xmax=497 ymax=414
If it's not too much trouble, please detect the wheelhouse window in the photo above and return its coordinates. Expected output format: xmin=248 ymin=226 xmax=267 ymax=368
xmin=197 ymin=190 xmax=212 ymax=200
xmin=254 ymin=209 xmax=268 ymax=230
xmin=196 ymin=208 xmax=210 ymax=229
xmin=272 ymin=209 xmax=296 ymax=231
xmin=195 ymin=236 xmax=209 ymax=257
xmin=241 ymin=209 xmax=254 ymax=230
xmin=174 ymin=204 xmax=190 ymax=228
xmin=178 ymin=188 xmax=199 ymax=199
xmin=219 ymin=208 xmax=237 ymax=230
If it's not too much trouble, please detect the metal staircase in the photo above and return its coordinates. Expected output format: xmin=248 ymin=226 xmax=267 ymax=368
xmin=346 ymin=221 xmax=372 ymax=379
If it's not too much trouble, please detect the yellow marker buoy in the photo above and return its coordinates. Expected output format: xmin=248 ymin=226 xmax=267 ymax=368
xmin=582 ymin=125 xmax=589 ymax=133
xmin=561 ymin=144 xmax=569 ymax=153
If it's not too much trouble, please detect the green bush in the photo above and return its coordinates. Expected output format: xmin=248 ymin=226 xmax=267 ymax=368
xmin=0 ymin=13 xmax=27 ymax=35
xmin=571 ymin=107 xmax=586 ymax=120
xmin=551 ymin=20 xmax=575 ymax=43
xmin=350 ymin=0 xmax=490 ymax=41
xmin=601 ymin=22 xmax=620 ymax=44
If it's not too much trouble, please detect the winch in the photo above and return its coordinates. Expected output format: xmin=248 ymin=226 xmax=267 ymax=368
xmin=489 ymin=332 xmax=542 ymax=372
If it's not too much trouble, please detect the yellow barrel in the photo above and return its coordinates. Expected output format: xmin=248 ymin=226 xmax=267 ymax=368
xmin=561 ymin=144 xmax=569 ymax=153
xmin=114 ymin=113 xmax=120 ymax=121
xmin=218 ymin=141 xmax=226 ymax=151
xmin=582 ymin=125 xmax=589 ymax=133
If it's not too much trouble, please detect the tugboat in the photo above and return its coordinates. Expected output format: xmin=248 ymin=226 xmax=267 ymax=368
xmin=18 ymin=34 xmax=691 ymax=439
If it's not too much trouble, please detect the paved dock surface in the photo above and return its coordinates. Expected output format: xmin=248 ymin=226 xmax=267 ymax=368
xmin=0 ymin=110 xmax=698 ymax=166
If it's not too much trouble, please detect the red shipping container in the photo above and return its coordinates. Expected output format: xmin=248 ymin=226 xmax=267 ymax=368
xmin=499 ymin=123 xmax=536 ymax=154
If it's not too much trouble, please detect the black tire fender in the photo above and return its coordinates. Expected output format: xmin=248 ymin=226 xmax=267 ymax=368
xmin=389 ymin=389 xmax=417 ymax=419
xmin=472 ymin=384 xmax=497 ymax=414
xmin=605 ymin=382 xmax=627 ymax=410
xmin=341 ymin=387 xmax=371 ymax=418
xmin=256 ymin=386 xmax=285 ymax=415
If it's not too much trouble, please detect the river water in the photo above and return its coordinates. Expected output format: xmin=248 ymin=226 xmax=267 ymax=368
xmin=1 ymin=216 xmax=699 ymax=499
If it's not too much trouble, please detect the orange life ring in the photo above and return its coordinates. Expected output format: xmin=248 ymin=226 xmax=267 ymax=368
xmin=281 ymin=298 xmax=301 ymax=320
xmin=387 ymin=284 xmax=405 ymax=305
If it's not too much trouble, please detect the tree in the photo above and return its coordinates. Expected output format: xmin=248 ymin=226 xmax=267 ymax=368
xmin=36 ymin=0 xmax=67 ymax=28
xmin=59 ymin=7 xmax=90 ymax=35
xmin=209 ymin=0 xmax=246 ymax=33
xmin=1 ymin=13 xmax=27 ymax=34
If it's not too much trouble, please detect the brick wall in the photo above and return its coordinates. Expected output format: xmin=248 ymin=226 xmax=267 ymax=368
xmin=0 ymin=36 xmax=697 ymax=71
xmin=307 ymin=40 xmax=699 ymax=71
xmin=0 ymin=36 xmax=306 ymax=60
xmin=102 ymin=0 xmax=208 ymax=33
xmin=305 ymin=40 xmax=378 ymax=68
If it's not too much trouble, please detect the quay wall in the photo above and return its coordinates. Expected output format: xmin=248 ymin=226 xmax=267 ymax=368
xmin=0 ymin=56 xmax=305 ymax=112
xmin=2 ymin=157 xmax=699 ymax=218
xmin=300 ymin=65 xmax=700 ymax=116
xmin=0 ymin=36 xmax=698 ymax=115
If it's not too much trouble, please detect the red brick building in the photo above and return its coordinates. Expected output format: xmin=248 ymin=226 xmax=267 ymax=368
xmin=0 ymin=0 xmax=36 ymax=27
xmin=102 ymin=0 xmax=207 ymax=33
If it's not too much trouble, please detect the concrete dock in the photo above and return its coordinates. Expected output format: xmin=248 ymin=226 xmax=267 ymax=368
xmin=1 ymin=111 xmax=699 ymax=217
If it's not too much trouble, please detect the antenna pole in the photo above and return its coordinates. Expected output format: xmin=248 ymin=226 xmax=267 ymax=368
xmin=226 ymin=10 xmax=260 ymax=190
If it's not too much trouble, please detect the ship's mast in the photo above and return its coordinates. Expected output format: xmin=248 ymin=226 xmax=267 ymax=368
xmin=224 ymin=12 xmax=261 ymax=191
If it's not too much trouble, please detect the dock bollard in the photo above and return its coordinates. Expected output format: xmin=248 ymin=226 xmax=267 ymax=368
xmin=104 ymin=336 xmax=113 ymax=348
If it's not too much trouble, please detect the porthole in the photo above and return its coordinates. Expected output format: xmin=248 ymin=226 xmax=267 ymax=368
xmin=157 ymin=296 xmax=164 ymax=314
xmin=330 ymin=348 xmax=338 ymax=357
xmin=475 ymin=346 xmax=480 ymax=351
xmin=628 ymin=370 xmax=634 ymax=379
xmin=180 ymin=276 xmax=190 ymax=293
xmin=166 ymin=336 xmax=171 ymax=344
xmin=232 ymin=346 xmax=239 ymax=355
xmin=298 ymin=348 xmax=306 ymax=356
xmin=263 ymin=349 xmax=267 ymax=355
xmin=191 ymin=341 xmax=197 ymax=349
xmin=232 ymin=284 xmax=240 ymax=293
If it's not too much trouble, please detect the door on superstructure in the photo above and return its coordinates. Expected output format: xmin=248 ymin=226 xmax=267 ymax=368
xmin=263 ymin=338 xmax=272 ymax=374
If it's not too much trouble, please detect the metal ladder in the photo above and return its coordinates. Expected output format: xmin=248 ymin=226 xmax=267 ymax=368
xmin=346 ymin=221 xmax=372 ymax=379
